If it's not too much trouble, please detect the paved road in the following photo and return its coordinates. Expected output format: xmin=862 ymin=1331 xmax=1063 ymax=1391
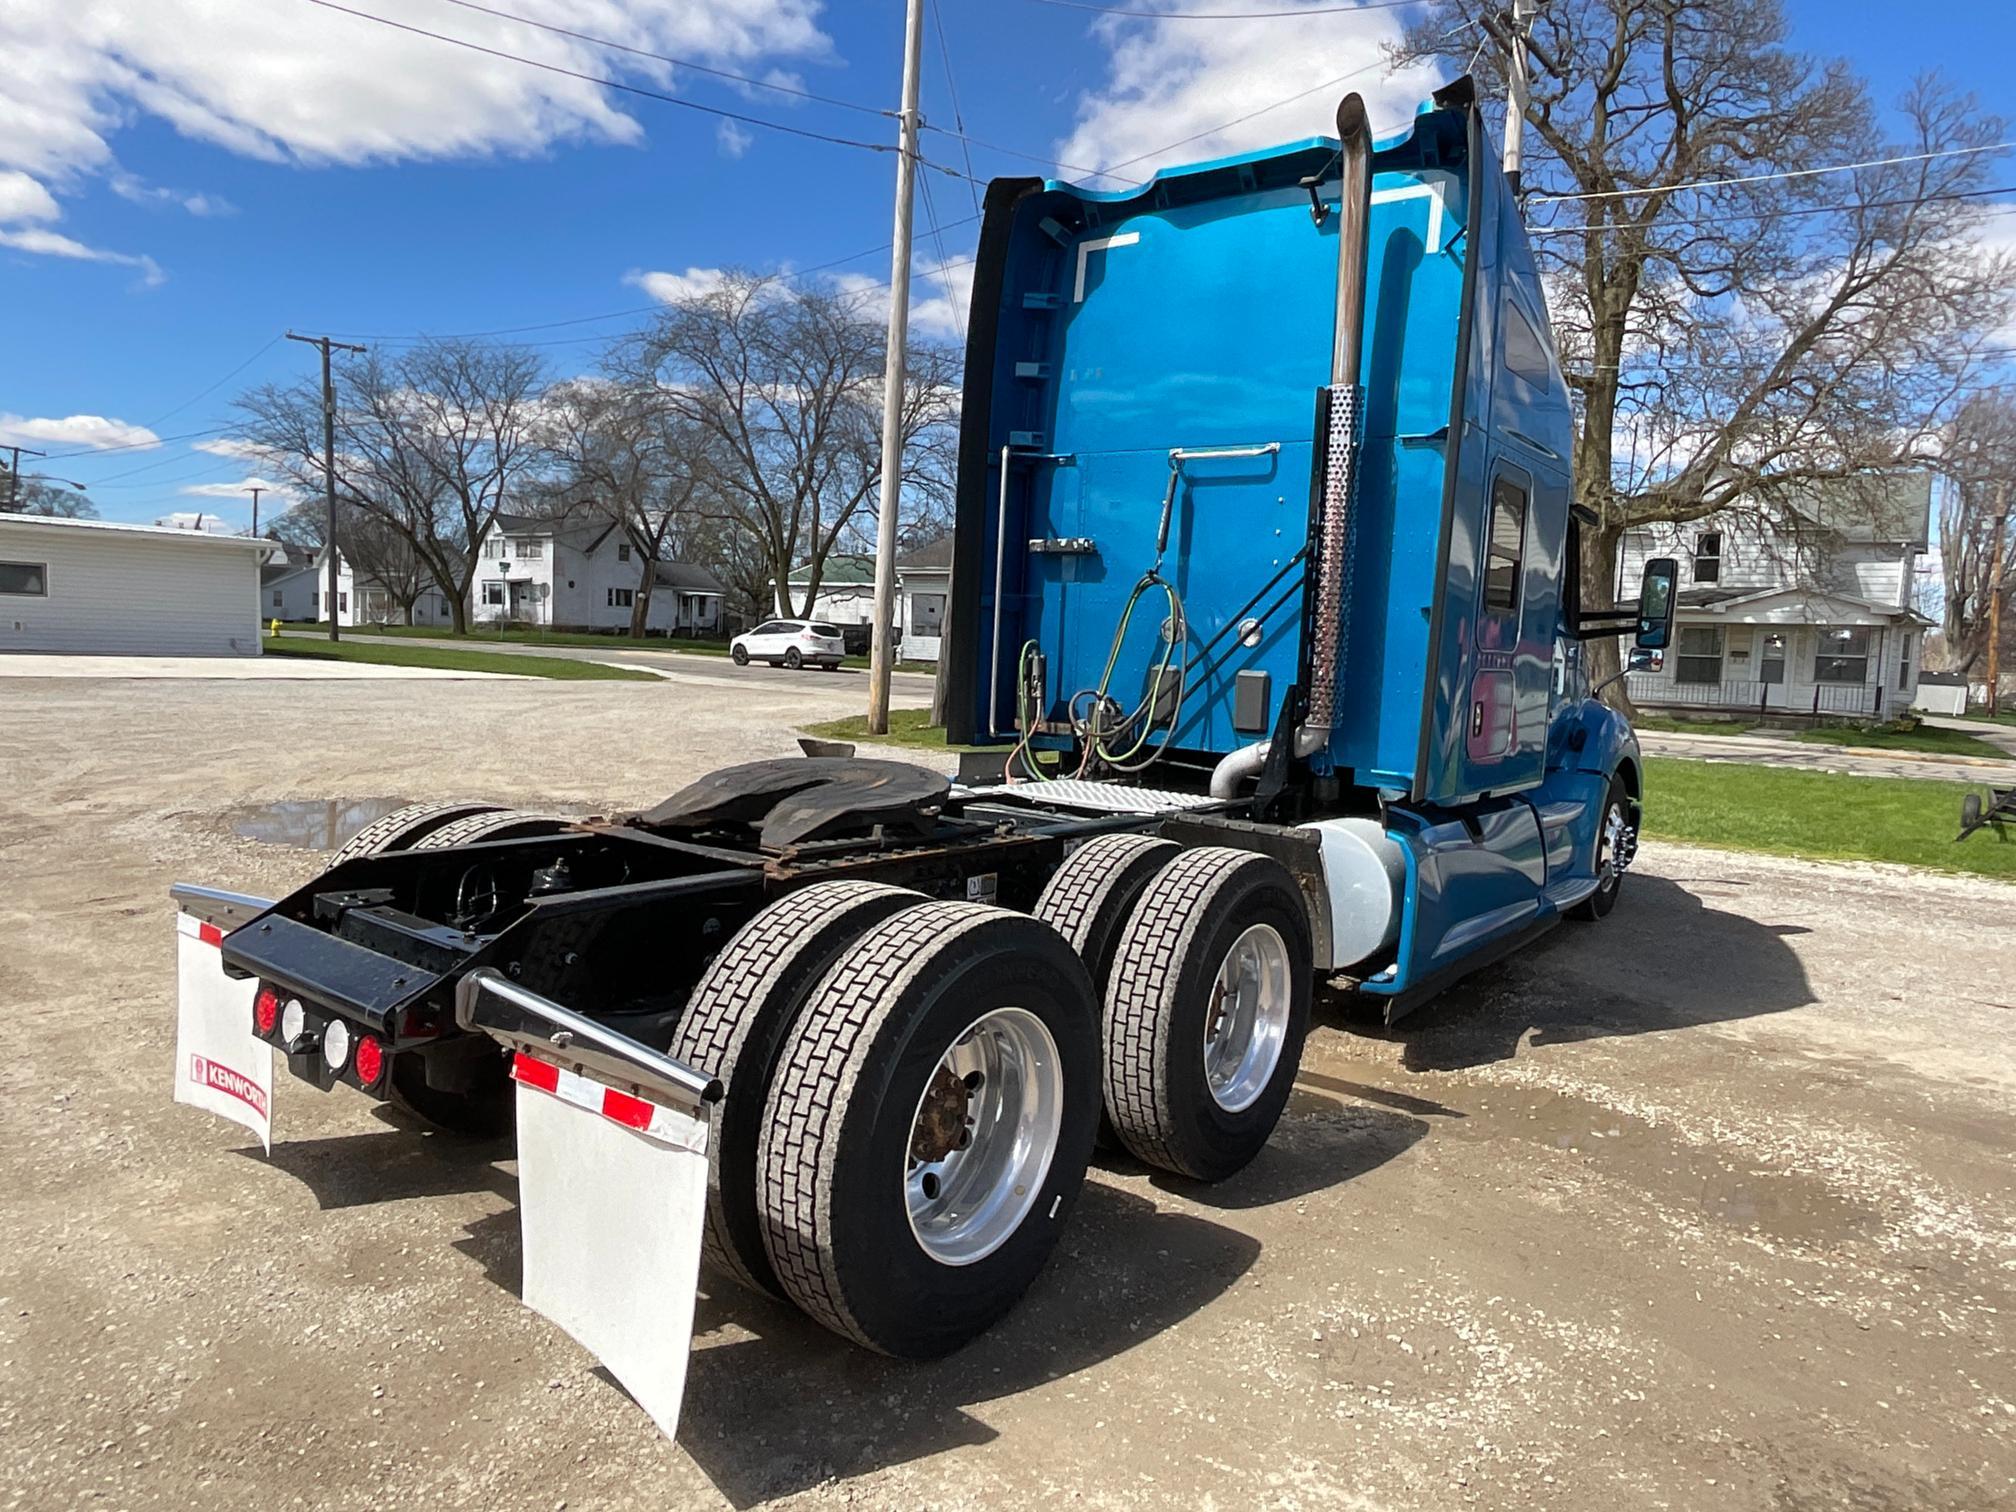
xmin=1638 ymin=726 xmax=2016 ymax=785
xmin=0 ymin=651 xmax=520 ymax=680
xmin=281 ymin=630 xmax=938 ymax=695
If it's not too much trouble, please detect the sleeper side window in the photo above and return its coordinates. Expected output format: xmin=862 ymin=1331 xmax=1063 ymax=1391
xmin=1483 ymin=475 xmax=1528 ymax=613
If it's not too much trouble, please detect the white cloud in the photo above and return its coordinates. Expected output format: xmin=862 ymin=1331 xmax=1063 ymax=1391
xmin=192 ymin=437 xmax=270 ymax=461
xmin=181 ymin=474 xmax=298 ymax=503
xmin=109 ymin=172 xmax=235 ymax=217
xmin=153 ymin=510 xmax=234 ymax=532
xmin=0 ymin=412 xmax=160 ymax=450
xmin=0 ymin=226 xmax=163 ymax=285
xmin=716 ymin=119 xmax=754 ymax=159
xmin=626 ymin=265 xmax=730 ymax=304
xmin=0 ymin=169 xmax=59 ymax=222
xmin=827 ymin=257 xmax=972 ymax=341
xmin=1052 ymin=3 xmax=1444 ymax=187
xmin=0 ymin=0 xmax=833 ymax=278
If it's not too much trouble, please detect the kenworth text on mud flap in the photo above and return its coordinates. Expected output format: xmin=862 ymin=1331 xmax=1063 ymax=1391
xmin=170 ymin=78 xmax=1678 ymax=1437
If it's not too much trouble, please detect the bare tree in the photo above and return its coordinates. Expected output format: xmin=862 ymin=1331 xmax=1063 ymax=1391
xmin=1 ymin=466 xmax=96 ymax=517
xmin=235 ymin=338 xmax=546 ymax=632
xmin=538 ymin=376 xmax=716 ymax=637
xmin=1937 ymin=394 xmax=2016 ymax=677
xmin=621 ymin=271 xmax=960 ymax=619
xmin=1398 ymin=1 xmax=2014 ymax=704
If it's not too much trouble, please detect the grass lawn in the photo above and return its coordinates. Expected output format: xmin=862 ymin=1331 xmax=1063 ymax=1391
xmin=1633 ymin=715 xmax=1759 ymax=736
xmin=1961 ymin=708 xmax=2016 ymax=726
xmin=799 ymin=709 xmax=987 ymax=753
xmin=291 ymin=621 xmax=734 ymax=656
xmin=1791 ymin=723 xmax=2010 ymax=758
xmin=1643 ymin=757 xmax=2015 ymax=879
xmin=266 ymin=636 xmax=659 ymax=681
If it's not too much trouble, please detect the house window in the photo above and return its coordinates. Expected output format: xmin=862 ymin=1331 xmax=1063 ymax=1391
xmin=310 ymin=591 xmax=318 ymax=615
xmin=272 ymin=589 xmax=283 ymax=608
xmin=1814 ymin=626 xmax=1871 ymax=684
xmin=338 ymin=592 xmax=349 ymax=613
xmin=1483 ymin=475 xmax=1527 ymax=612
xmin=617 ymin=542 xmax=631 ymax=562
xmin=482 ymin=582 xmax=504 ymax=606
xmin=1898 ymin=634 xmax=1913 ymax=691
xmin=1693 ymin=532 xmax=1722 ymax=584
xmin=608 ymin=587 xmax=634 ymax=609
xmin=0 ymin=561 xmax=47 ymax=596
xmin=910 ymin=592 xmax=947 ymax=635
xmin=482 ymin=537 xmax=506 ymax=560
xmin=1675 ymin=625 xmax=1724 ymax=684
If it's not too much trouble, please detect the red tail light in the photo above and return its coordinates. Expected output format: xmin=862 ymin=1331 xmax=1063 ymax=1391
xmin=254 ymin=984 xmax=282 ymax=1036
xmin=353 ymin=1035 xmax=385 ymax=1088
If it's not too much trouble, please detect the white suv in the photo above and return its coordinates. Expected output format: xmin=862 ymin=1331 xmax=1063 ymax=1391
xmin=730 ymin=619 xmax=847 ymax=670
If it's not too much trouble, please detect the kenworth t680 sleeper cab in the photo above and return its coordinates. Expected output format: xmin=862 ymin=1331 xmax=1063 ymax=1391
xmin=170 ymin=78 xmax=1677 ymax=1436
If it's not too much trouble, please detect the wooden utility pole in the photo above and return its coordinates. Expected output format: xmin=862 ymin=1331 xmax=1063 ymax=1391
xmin=246 ymin=485 xmax=264 ymax=536
xmin=286 ymin=332 xmax=366 ymax=640
xmin=865 ymin=0 xmax=925 ymax=735
xmin=1501 ymin=0 xmax=1534 ymax=200
xmin=3 ymin=445 xmax=47 ymax=510
xmin=1988 ymin=483 xmax=2008 ymax=715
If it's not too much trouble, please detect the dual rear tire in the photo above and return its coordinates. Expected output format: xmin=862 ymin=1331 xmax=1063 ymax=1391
xmin=677 ymin=884 xmax=1101 ymax=1357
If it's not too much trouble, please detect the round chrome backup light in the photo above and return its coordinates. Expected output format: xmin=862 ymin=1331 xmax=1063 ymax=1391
xmin=280 ymin=998 xmax=307 ymax=1045
xmin=323 ymin=1016 xmax=352 ymax=1072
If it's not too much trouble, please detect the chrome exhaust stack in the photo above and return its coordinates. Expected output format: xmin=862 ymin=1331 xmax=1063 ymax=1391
xmin=1295 ymin=91 xmax=1374 ymax=761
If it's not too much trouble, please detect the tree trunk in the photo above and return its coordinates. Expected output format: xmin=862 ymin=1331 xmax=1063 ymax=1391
xmin=631 ymin=559 xmax=653 ymax=639
xmin=1581 ymin=520 xmax=1635 ymax=715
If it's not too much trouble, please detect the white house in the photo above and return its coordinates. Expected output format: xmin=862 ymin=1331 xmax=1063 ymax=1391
xmin=469 ymin=512 xmax=724 ymax=634
xmin=0 ymin=512 xmax=273 ymax=656
xmin=779 ymin=540 xmax=952 ymax=662
xmin=262 ymin=545 xmax=455 ymax=627
xmin=1617 ymin=473 xmax=1935 ymax=721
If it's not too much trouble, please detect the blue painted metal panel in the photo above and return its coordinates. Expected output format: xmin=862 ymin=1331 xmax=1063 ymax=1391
xmin=969 ymin=106 xmax=1477 ymax=768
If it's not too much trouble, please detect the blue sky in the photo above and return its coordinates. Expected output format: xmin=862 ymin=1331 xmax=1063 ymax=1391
xmin=3 ymin=0 xmax=2011 ymax=526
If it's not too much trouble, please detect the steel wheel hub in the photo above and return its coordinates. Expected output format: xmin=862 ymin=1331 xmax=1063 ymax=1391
xmin=1598 ymin=800 xmax=1637 ymax=885
xmin=1202 ymin=922 xmax=1292 ymax=1113
xmin=904 ymin=1007 xmax=1063 ymax=1267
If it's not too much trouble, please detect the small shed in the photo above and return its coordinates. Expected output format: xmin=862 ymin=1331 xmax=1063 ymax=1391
xmin=0 ymin=513 xmax=273 ymax=656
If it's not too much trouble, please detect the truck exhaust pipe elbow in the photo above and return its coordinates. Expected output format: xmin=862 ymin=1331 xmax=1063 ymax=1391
xmin=1209 ymin=741 xmax=1271 ymax=799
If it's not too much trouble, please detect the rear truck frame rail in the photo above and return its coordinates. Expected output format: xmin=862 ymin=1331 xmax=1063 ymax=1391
xmin=166 ymin=74 xmax=1684 ymax=1448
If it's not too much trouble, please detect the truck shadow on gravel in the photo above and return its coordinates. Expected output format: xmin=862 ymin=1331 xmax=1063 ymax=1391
xmin=1367 ymin=874 xmax=1816 ymax=1073
xmin=669 ymin=1178 xmax=1262 ymax=1506
xmin=239 ymin=1121 xmax=515 ymax=1209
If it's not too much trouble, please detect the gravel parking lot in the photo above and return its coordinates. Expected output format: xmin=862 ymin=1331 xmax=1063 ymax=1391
xmin=2 ymin=673 xmax=2012 ymax=1511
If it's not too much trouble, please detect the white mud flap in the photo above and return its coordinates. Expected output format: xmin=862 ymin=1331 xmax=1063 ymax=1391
xmin=172 ymin=912 xmax=273 ymax=1152
xmin=509 ymin=1050 xmax=710 ymax=1441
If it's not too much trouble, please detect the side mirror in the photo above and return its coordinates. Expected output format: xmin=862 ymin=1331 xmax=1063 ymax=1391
xmin=1635 ymin=558 xmax=1678 ymax=650
xmin=1626 ymin=646 xmax=1656 ymax=672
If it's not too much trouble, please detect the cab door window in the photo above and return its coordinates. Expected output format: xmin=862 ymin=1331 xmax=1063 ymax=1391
xmin=1483 ymin=474 xmax=1528 ymax=613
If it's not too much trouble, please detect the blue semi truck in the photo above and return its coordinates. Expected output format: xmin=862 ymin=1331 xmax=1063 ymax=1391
xmin=170 ymin=77 xmax=1675 ymax=1418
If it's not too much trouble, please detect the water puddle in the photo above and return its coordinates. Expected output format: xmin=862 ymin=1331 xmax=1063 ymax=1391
xmin=231 ymin=797 xmax=412 ymax=851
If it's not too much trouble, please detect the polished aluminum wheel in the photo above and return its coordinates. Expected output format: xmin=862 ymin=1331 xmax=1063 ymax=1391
xmin=1202 ymin=922 xmax=1292 ymax=1113
xmin=1597 ymin=800 xmax=1637 ymax=882
xmin=904 ymin=1007 xmax=1064 ymax=1266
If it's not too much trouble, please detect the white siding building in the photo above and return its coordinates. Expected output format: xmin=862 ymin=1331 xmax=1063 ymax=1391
xmin=780 ymin=540 xmax=952 ymax=662
xmin=469 ymin=513 xmax=724 ymax=634
xmin=0 ymin=513 xmax=272 ymax=656
xmin=1617 ymin=473 xmax=1935 ymax=721
xmin=262 ymin=546 xmax=454 ymax=627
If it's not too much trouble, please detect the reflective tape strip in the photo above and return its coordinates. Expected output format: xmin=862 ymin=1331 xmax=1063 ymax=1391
xmin=176 ymin=914 xmax=225 ymax=947
xmin=510 ymin=1052 xmax=705 ymax=1153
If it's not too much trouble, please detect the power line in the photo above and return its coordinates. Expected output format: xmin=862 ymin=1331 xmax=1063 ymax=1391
xmin=142 ymin=335 xmax=283 ymax=429
xmin=928 ymin=0 xmax=984 ymax=218
xmin=1528 ymin=138 xmax=2016 ymax=206
xmin=1019 ymin=0 xmax=1419 ymax=18
xmin=1528 ymin=185 xmax=2016 ymax=236
xmin=423 ymin=0 xmax=890 ymax=118
xmin=301 ymin=0 xmax=982 ymax=183
xmin=40 ymin=423 xmax=236 ymax=462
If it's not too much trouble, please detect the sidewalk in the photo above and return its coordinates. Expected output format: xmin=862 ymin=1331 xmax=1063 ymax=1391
xmin=1637 ymin=726 xmax=2016 ymax=785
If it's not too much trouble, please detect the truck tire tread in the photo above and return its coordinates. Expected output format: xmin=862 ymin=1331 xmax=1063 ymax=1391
xmin=671 ymin=880 xmax=921 ymax=1296
xmin=329 ymin=801 xmax=504 ymax=865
